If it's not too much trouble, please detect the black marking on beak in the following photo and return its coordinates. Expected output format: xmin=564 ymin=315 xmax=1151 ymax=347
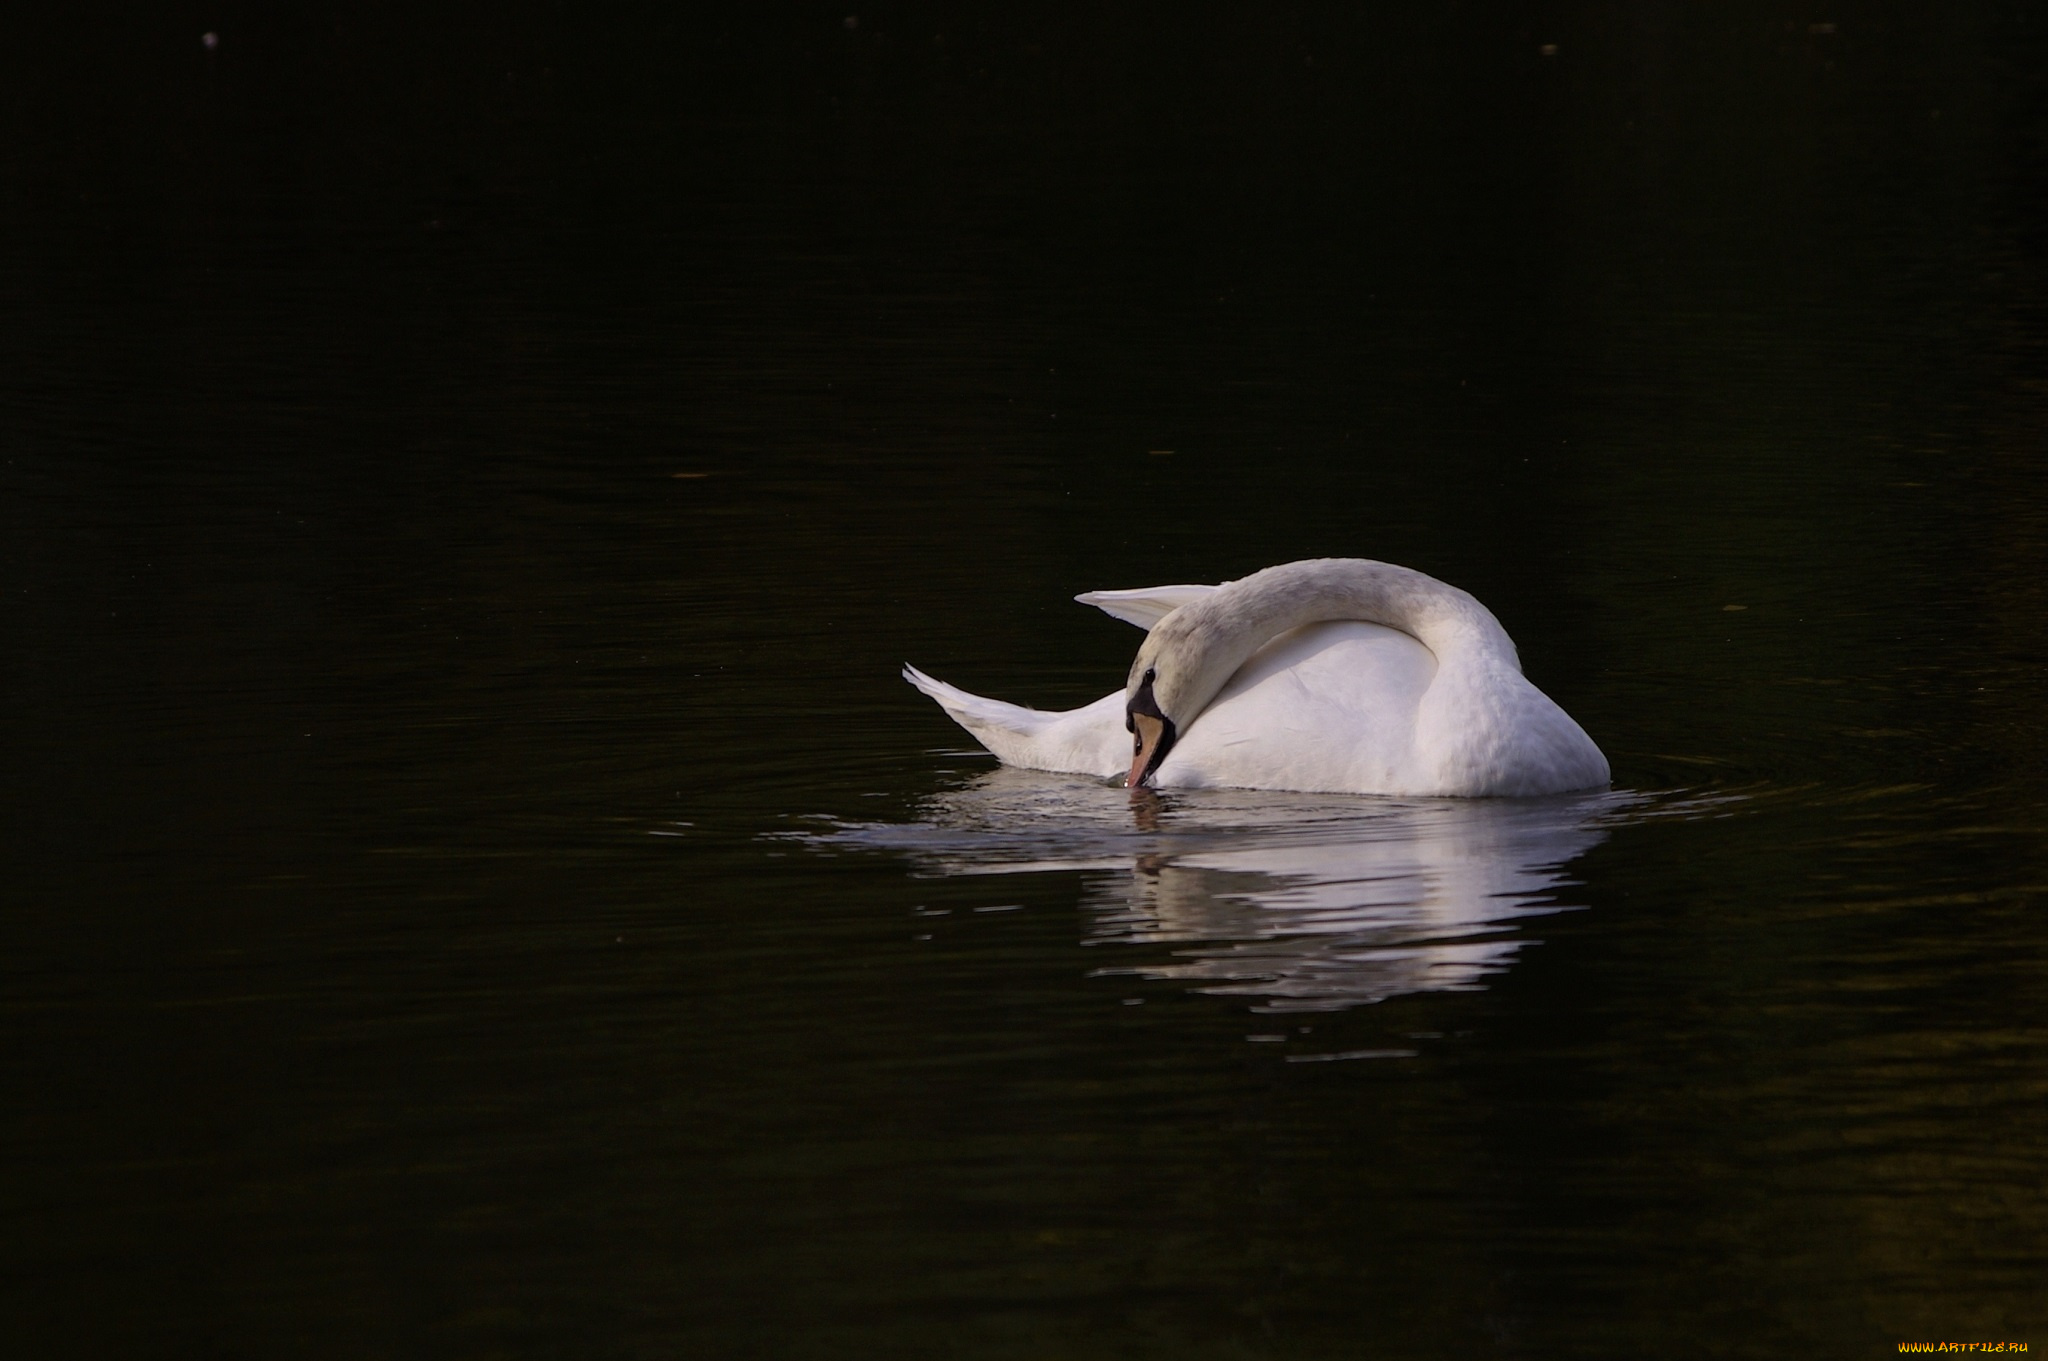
xmin=1126 ymin=669 xmax=1165 ymax=732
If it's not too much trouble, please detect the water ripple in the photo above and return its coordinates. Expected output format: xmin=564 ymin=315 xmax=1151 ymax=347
xmin=792 ymin=770 xmax=1698 ymax=1013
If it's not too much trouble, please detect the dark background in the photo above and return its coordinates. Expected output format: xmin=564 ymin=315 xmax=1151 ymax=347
xmin=5 ymin=4 xmax=2047 ymax=1357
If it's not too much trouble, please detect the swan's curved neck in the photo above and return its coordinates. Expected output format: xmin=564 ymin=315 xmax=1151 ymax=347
xmin=1129 ymin=558 xmax=1517 ymax=729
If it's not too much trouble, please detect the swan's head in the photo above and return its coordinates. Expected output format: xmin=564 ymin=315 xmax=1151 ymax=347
xmin=1123 ymin=661 xmax=1177 ymax=788
xmin=1122 ymin=604 xmax=1243 ymax=788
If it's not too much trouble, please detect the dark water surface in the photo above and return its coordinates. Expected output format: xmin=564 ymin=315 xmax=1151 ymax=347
xmin=6 ymin=6 xmax=2048 ymax=1357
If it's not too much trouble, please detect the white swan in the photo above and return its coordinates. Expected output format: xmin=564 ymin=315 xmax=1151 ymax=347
xmin=903 ymin=557 xmax=1610 ymax=797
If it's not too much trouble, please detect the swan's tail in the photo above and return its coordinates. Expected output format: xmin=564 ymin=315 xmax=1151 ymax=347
xmin=902 ymin=664 xmax=1056 ymax=739
xmin=903 ymin=665 xmax=1128 ymax=778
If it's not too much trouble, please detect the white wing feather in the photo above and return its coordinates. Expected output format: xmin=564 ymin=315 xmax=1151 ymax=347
xmin=1072 ymin=583 xmax=1221 ymax=629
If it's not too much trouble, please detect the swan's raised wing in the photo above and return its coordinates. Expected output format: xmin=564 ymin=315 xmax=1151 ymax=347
xmin=1073 ymin=583 xmax=1220 ymax=630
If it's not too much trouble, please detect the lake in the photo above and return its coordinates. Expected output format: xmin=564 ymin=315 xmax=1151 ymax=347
xmin=5 ymin=6 xmax=2045 ymax=1356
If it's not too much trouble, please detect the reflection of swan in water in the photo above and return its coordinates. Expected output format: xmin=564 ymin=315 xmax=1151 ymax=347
xmin=1090 ymin=796 xmax=1612 ymax=1010
xmin=802 ymin=768 xmax=1636 ymax=1013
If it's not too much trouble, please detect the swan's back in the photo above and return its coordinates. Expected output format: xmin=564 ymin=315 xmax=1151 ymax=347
xmin=1156 ymin=618 xmax=1608 ymax=797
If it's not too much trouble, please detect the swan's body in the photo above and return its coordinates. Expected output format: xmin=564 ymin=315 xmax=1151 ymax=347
xmin=904 ymin=558 xmax=1610 ymax=797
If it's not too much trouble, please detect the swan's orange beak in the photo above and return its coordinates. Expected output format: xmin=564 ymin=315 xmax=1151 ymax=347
xmin=1127 ymin=711 xmax=1170 ymax=788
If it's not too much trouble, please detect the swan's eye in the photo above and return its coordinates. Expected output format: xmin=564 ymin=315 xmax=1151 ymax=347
xmin=1143 ymin=667 xmax=1156 ymax=684
xmin=1134 ymin=732 xmax=1143 ymax=755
